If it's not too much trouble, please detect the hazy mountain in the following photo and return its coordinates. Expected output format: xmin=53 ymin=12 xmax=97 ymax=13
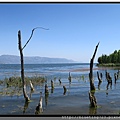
xmin=0 ymin=55 xmax=75 ymax=64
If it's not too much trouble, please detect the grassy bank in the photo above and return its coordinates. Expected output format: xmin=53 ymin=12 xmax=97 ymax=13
xmin=96 ymin=63 xmax=120 ymax=67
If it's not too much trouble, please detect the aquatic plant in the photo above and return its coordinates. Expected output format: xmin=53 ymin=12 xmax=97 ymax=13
xmin=0 ymin=76 xmax=45 ymax=96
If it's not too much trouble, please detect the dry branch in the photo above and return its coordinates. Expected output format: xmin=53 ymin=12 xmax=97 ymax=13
xmin=22 ymin=27 xmax=49 ymax=50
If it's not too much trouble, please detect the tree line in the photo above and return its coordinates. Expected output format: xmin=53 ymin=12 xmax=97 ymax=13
xmin=98 ymin=50 xmax=120 ymax=64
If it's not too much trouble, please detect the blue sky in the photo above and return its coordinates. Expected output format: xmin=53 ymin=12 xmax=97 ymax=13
xmin=0 ymin=3 xmax=120 ymax=63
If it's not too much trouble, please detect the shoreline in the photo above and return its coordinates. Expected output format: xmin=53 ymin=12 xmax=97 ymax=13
xmin=57 ymin=67 xmax=116 ymax=73
xmin=97 ymin=63 xmax=120 ymax=67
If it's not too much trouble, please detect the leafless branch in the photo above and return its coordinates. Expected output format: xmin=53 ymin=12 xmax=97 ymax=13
xmin=22 ymin=27 xmax=49 ymax=50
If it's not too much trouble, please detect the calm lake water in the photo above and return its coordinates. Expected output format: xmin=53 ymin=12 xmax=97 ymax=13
xmin=0 ymin=63 xmax=95 ymax=79
xmin=0 ymin=63 xmax=120 ymax=115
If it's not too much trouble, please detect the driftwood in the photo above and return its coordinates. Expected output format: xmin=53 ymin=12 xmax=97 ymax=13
xmin=89 ymin=42 xmax=99 ymax=91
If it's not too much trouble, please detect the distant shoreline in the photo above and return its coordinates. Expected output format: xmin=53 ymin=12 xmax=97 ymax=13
xmin=97 ymin=63 xmax=120 ymax=67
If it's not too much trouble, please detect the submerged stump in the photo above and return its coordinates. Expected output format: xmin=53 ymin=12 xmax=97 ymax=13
xmin=63 ymin=85 xmax=67 ymax=95
xmin=89 ymin=91 xmax=97 ymax=108
xmin=35 ymin=92 xmax=43 ymax=114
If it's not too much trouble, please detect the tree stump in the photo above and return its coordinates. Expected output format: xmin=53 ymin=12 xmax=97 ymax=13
xmin=35 ymin=92 xmax=43 ymax=114
xmin=45 ymin=84 xmax=49 ymax=95
xmin=63 ymin=85 xmax=67 ymax=95
xmin=89 ymin=91 xmax=97 ymax=108
xmin=68 ymin=72 xmax=71 ymax=83
xmin=29 ymin=80 xmax=34 ymax=91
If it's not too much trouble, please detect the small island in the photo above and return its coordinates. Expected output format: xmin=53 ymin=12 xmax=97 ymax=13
xmin=97 ymin=50 xmax=120 ymax=67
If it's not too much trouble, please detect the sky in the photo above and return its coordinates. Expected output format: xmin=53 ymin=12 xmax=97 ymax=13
xmin=0 ymin=3 xmax=120 ymax=63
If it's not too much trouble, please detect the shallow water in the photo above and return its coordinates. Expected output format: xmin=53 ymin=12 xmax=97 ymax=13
xmin=0 ymin=63 xmax=120 ymax=115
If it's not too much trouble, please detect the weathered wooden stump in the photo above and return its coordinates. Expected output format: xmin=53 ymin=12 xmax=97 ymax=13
xmin=68 ymin=72 xmax=71 ymax=83
xmin=59 ymin=78 xmax=62 ymax=85
xmin=51 ymin=80 xmax=54 ymax=89
xmin=63 ymin=85 xmax=67 ymax=95
xmin=35 ymin=92 xmax=43 ymax=114
xmin=45 ymin=84 xmax=49 ymax=95
xmin=89 ymin=91 xmax=97 ymax=108
xmin=29 ymin=80 xmax=34 ymax=91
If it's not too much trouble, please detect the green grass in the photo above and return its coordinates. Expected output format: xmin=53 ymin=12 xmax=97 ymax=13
xmin=0 ymin=76 xmax=45 ymax=96
xmin=97 ymin=63 xmax=120 ymax=67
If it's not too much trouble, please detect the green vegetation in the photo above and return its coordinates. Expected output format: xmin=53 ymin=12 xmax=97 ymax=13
xmin=0 ymin=76 xmax=45 ymax=96
xmin=97 ymin=50 xmax=120 ymax=67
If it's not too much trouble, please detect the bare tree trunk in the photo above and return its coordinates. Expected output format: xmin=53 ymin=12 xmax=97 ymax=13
xmin=97 ymin=71 xmax=102 ymax=83
xmin=89 ymin=42 xmax=99 ymax=91
xmin=18 ymin=30 xmax=30 ymax=102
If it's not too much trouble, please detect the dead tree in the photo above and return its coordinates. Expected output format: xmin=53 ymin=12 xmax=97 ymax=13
xmin=35 ymin=92 xmax=43 ymax=114
xmin=18 ymin=27 xmax=49 ymax=102
xmin=18 ymin=31 xmax=30 ymax=102
xmin=89 ymin=42 xmax=99 ymax=91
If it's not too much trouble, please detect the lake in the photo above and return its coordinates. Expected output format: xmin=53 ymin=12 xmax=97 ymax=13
xmin=0 ymin=63 xmax=120 ymax=115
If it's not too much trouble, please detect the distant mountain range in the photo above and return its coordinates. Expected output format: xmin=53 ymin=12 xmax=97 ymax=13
xmin=0 ymin=55 xmax=75 ymax=64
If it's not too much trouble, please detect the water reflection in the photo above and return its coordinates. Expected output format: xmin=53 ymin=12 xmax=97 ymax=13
xmin=30 ymin=90 xmax=34 ymax=99
xmin=45 ymin=93 xmax=49 ymax=106
xmin=89 ymin=106 xmax=97 ymax=115
xmin=98 ymin=81 xmax=102 ymax=90
xmin=106 ymin=82 xmax=112 ymax=90
xmin=23 ymin=101 xmax=30 ymax=114
xmin=106 ymin=82 xmax=112 ymax=96
xmin=51 ymin=87 xmax=54 ymax=94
